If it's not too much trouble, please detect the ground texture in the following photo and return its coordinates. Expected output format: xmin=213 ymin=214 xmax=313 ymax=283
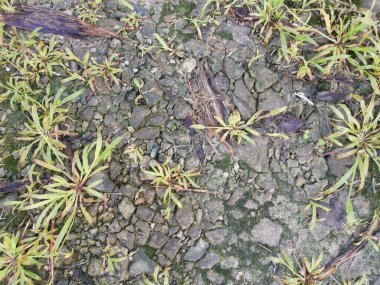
xmin=0 ymin=0 xmax=380 ymax=284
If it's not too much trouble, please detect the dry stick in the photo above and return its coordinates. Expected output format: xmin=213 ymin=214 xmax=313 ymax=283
xmin=49 ymin=221 xmax=55 ymax=285
xmin=313 ymin=214 xmax=379 ymax=281
xmin=190 ymin=61 xmax=237 ymax=159
xmin=0 ymin=4 xmax=123 ymax=39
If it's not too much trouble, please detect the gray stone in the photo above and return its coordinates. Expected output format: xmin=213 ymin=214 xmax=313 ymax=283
xmin=136 ymin=205 xmax=155 ymax=222
xmin=142 ymin=82 xmax=163 ymax=106
xmin=118 ymin=198 xmax=136 ymax=220
xmin=224 ymin=58 xmax=245 ymax=80
xmin=311 ymin=157 xmax=328 ymax=180
xmin=181 ymin=58 xmax=197 ymax=73
xmin=207 ymin=270 xmax=224 ymax=284
xmin=221 ymin=256 xmax=239 ymax=269
xmin=184 ymin=239 xmax=209 ymax=262
xmin=224 ymin=23 xmax=255 ymax=48
xmin=86 ymin=172 xmax=115 ymax=193
xmin=233 ymin=80 xmax=257 ymax=119
xmin=175 ymin=200 xmax=194 ymax=230
xmin=258 ymin=89 xmax=286 ymax=111
xmin=215 ymin=72 xmax=230 ymax=94
xmin=130 ymin=106 xmax=151 ymax=128
xmin=147 ymin=112 xmax=168 ymax=127
xmin=0 ymin=194 xmax=17 ymax=214
xmin=116 ymin=230 xmax=135 ymax=250
xmin=188 ymin=224 xmax=202 ymax=240
xmin=205 ymin=228 xmax=228 ymax=245
xmin=236 ymin=137 xmax=269 ymax=172
xmin=133 ymin=127 xmax=160 ymax=140
xmin=87 ymin=257 xmax=105 ymax=277
xmin=196 ymin=252 xmax=219 ymax=269
xmin=250 ymin=63 xmax=278 ymax=92
xmin=129 ymin=249 xmax=155 ymax=276
xmin=162 ymin=238 xmax=181 ymax=260
xmin=110 ymin=160 xmax=122 ymax=180
xmin=82 ymin=107 xmax=94 ymax=121
xmin=173 ymin=101 xmax=193 ymax=120
xmin=251 ymin=218 xmax=283 ymax=246
xmin=148 ymin=232 xmax=169 ymax=249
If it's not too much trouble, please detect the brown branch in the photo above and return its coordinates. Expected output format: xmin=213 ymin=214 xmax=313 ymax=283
xmin=0 ymin=5 xmax=122 ymax=39
xmin=313 ymin=213 xmax=379 ymax=281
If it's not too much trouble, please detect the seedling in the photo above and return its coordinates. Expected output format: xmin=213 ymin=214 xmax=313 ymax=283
xmin=8 ymin=132 xmax=125 ymax=251
xmin=102 ymin=244 xmax=127 ymax=274
xmin=139 ymin=33 xmax=183 ymax=57
xmin=143 ymin=161 xmax=201 ymax=219
xmin=270 ymin=252 xmax=324 ymax=285
xmin=191 ymin=108 xmax=288 ymax=145
xmin=63 ymin=49 xmax=122 ymax=92
xmin=143 ymin=266 xmax=170 ymax=285
xmin=0 ymin=231 xmax=48 ymax=285
xmin=14 ymin=86 xmax=83 ymax=166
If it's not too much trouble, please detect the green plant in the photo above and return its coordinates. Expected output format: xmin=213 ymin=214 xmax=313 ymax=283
xmin=143 ymin=161 xmax=201 ymax=219
xmin=0 ymin=75 xmax=39 ymax=110
xmin=143 ymin=266 xmax=169 ymax=285
xmin=304 ymin=200 xmax=330 ymax=229
xmin=102 ymin=244 xmax=127 ymax=274
xmin=0 ymin=28 xmax=63 ymax=85
xmin=342 ymin=275 xmax=369 ymax=285
xmin=120 ymin=12 xmax=144 ymax=37
xmin=191 ymin=108 xmax=288 ymax=145
xmin=0 ymin=231 xmax=48 ymax=285
xmin=325 ymin=94 xmax=379 ymax=195
xmin=63 ymin=50 xmax=122 ymax=92
xmin=139 ymin=33 xmax=183 ymax=57
xmin=8 ymin=132 xmax=125 ymax=251
xmin=270 ymin=253 xmax=324 ymax=285
xmin=76 ymin=0 xmax=103 ymax=24
xmin=124 ymin=143 xmax=144 ymax=163
xmin=15 ymin=86 xmax=83 ymax=165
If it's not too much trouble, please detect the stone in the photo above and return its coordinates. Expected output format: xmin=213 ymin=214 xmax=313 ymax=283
xmin=116 ymin=230 xmax=135 ymax=250
xmin=205 ymin=228 xmax=228 ymax=245
xmin=258 ymin=89 xmax=286 ymax=111
xmin=181 ymin=58 xmax=197 ymax=73
xmin=250 ymin=63 xmax=278 ymax=92
xmin=188 ymin=224 xmax=202 ymax=240
xmin=221 ymin=256 xmax=239 ymax=269
xmin=148 ymin=232 xmax=169 ymax=249
xmin=236 ymin=137 xmax=269 ymax=172
xmin=130 ymin=106 xmax=151 ymax=128
xmin=0 ymin=194 xmax=17 ymax=214
xmin=86 ymin=172 xmax=115 ymax=193
xmin=129 ymin=249 xmax=155 ymax=276
xmin=233 ymin=80 xmax=257 ymax=119
xmin=87 ymin=257 xmax=105 ymax=277
xmin=311 ymin=157 xmax=328 ymax=180
xmin=224 ymin=57 xmax=245 ymax=80
xmin=147 ymin=112 xmax=168 ymax=127
xmin=215 ymin=72 xmax=230 ymax=94
xmin=118 ymin=198 xmax=136 ymax=220
xmin=251 ymin=218 xmax=283 ymax=247
xmin=207 ymin=270 xmax=224 ymax=284
xmin=136 ymin=205 xmax=155 ymax=222
xmin=162 ymin=238 xmax=181 ymax=260
xmin=173 ymin=101 xmax=193 ymax=120
xmin=175 ymin=200 xmax=194 ymax=230
xmin=133 ymin=127 xmax=160 ymax=140
xmin=184 ymin=239 xmax=209 ymax=262
xmin=196 ymin=252 xmax=219 ymax=269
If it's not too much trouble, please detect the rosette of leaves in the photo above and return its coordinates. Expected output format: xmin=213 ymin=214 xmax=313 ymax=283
xmin=9 ymin=132 xmax=124 ymax=251
xmin=0 ymin=231 xmax=48 ymax=285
